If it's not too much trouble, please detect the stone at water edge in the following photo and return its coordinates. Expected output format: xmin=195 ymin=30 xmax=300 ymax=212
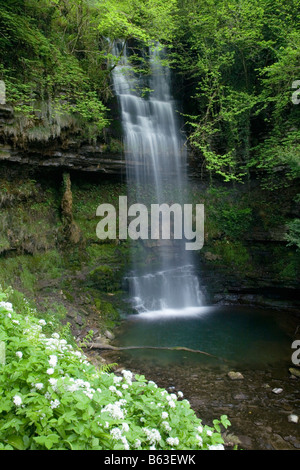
xmin=289 ymin=367 xmax=300 ymax=378
xmin=272 ymin=388 xmax=283 ymax=394
xmin=228 ymin=371 xmax=244 ymax=380
xmin=104 ymin=330 xmax=115 ymax=340
xmin=288 ymin=414 xmax=299 ymax=424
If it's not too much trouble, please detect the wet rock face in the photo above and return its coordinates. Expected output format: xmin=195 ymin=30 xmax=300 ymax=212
xmin=0 ymin=104 xmax=14 ymax=127
xmin=0 ymin=143 xmax=126 ymax=175
xmin=0 ymin=103 xmax=126 ymax=175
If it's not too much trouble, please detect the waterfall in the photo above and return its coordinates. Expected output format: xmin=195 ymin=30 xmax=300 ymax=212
xmin=112 ymin=41 xmax=203 ymax=315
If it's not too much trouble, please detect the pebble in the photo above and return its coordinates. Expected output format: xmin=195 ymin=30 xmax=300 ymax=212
xmin=272 ymin=388 xmax=283 ymax=394
xmin=233 ymin=393 xmax=248 ymax=400
xmin=288 ymin=414 xmax=299 ymax=424
xmin=104 ymin=330 xmax=115 ymax=340
xmin=228 ymin=371 xmax=244 ymax=380
xmin=289 ymin=367 xmax=300 ymax=378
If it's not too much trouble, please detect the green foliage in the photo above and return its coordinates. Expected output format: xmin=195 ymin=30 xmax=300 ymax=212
xmin=0 ymin=250 xmax=64 ymax=295
xmin=97 ymin=0 xmax=178 ymax=43
xmin=1 ymin=0 xmax=300 ymax=183
xmin=286 ymin=219 xmax=300 ymax=251
xmin=0 ymin=0 xmax=179 ymax=141
xmin=212 ymin=240 xmax=250 ymax=271
xmin=218 ymin=207 xmax=253 ymax=239
xmin=0 ymin=288 xmax=230 ymax=450
xmin=88 ymin=265 xmax=122 ymax=292
xmin=173 ymin=0 xmax=300 ymax=185
xmin=271 ymin=246 xmax=300 ymax=280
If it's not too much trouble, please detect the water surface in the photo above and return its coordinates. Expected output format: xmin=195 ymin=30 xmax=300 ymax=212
xmin=113 ymin=306 xmax=292 ymax=369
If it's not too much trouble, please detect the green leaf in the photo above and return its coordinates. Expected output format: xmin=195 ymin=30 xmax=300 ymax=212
xmin=34 ymin=434 xmax=60 ymax=450
xmin=7 ymin=435 xmax=25 ymax=450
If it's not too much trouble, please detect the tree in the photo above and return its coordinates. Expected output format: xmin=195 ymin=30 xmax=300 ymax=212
xmin=172 ymin=0 xmax=300 ymax=185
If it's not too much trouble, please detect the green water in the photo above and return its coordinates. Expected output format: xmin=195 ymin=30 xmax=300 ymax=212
xmin=114 ymin=306 xmax=292 ymax=369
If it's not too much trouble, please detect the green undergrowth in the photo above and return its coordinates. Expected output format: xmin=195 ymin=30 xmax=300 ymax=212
xmin=0 ymin=287 xmax=231 ymax=451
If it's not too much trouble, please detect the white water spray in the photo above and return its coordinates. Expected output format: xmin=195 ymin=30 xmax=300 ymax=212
xmin=112 ymin=41 xmax=204 ymax=314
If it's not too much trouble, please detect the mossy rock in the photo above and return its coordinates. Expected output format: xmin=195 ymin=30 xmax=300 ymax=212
xmin=94 ymin=298 xmax=121 ymax=330
xmin=88 ymin=265 xmax=122 ymax=292
xmin=96 ymin=299 xmax=119 ymax=319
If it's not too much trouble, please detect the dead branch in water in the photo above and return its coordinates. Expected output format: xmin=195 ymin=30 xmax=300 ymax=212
xmin=84 ymin=342 xmax=225 ymax=360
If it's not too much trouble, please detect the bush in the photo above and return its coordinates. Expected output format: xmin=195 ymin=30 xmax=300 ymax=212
xmin=213 ymin=240 xmax=250 ymax=271
xmin=0 ymin=288 xmax=230 ymax=450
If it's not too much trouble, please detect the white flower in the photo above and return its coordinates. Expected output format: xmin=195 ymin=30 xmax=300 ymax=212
xmin=38 ymin=319 xmax=47 ymax=326
xmin=168 ymin=400 xmax=176 ymax=408
xmin=206 ymin=429 xmax=213 ymax=436
xmin=49 ymin=378 xmax=58 ymax=388
xmin=166 ymin=437 xmax=179 ymax=446
xmin=35 ymin=383 xmax=44 ymax=390
xmin=177 ymin=391 xmax=183 ymax=398
xmin=109 ymin=385 xmax=117 ymax=393
xmin=66 ymin=383 xmax=79 ymax=393
xmin=122 ymin=436 xmax=129 ymax=450
xmin=122 ymin=384 xmax=128 ymax=389
xmin=197 ymin=425 xmax=203 ymax=433
xmin=48 ymin=355 xmax=58 ymax=367
xmin=83 ymin=390 xmax=94 ymax=399
xmin=110 ymin=428 xmax=123 ymax=440
xmin=51 ymin=333 xmax=60 ymax=339
xmin=12 ymin=320 xmax=19 ymax=325
xmin=50 ymin=399 xmax=60 ymax=409
xmin=122 ymin=423 xmax=129 ymax=433
xmin=143 ymin=428 xmax=161 ymax=445
xmin=101 ymin=402 xmax=126 ymax=420
xmin=13 ymin=395 xmax=22 ymax=406
xmin=196 ymin=435 xmax=203 ymax=447
xmin=113 ymin=376 xmax=122 ymax=384
xmin=134 ymin=439 xmax=141 ymax=448
xmin=46 ymin=368 xmax=54 ymax=375
xmin=162 ymin=421 xmax=172 ymax=432
xmin=162 ymin=411 xmax=168 ymax=419
xmin=0 ymin=301 xmax=13 ymax=312
xmin=148 ymin=380 xmax=158 ymax=388
xmin=208 ymin=444 xmax=224 ymax=450
xmin=16 ymin=351 xmax=23 ymax=359
xmin=122 ymin=369 xmax=133 ymax=385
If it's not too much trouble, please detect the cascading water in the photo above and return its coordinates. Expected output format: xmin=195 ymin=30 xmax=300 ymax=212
xmin=112 ymin=41 xmax=203 ymax=315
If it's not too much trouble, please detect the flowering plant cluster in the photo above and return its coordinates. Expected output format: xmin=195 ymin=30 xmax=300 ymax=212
xmin=0 ymin=289 xmax=230 ymax=450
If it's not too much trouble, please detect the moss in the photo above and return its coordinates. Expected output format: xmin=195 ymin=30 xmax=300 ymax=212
xmin=94 ymin=298 xmax=121 ymax=330
xmin=0 ymin=251 xmax=59 ymax=294
xmin=88 ymin=265 xmax=122 ymax=292
xmin=210 ymin=240 xmax=251 ymax=273
xmin=271 ymin=247 xmax=300 ymax=281
xmin=0 ymin=235 xmax=10 ymax=254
